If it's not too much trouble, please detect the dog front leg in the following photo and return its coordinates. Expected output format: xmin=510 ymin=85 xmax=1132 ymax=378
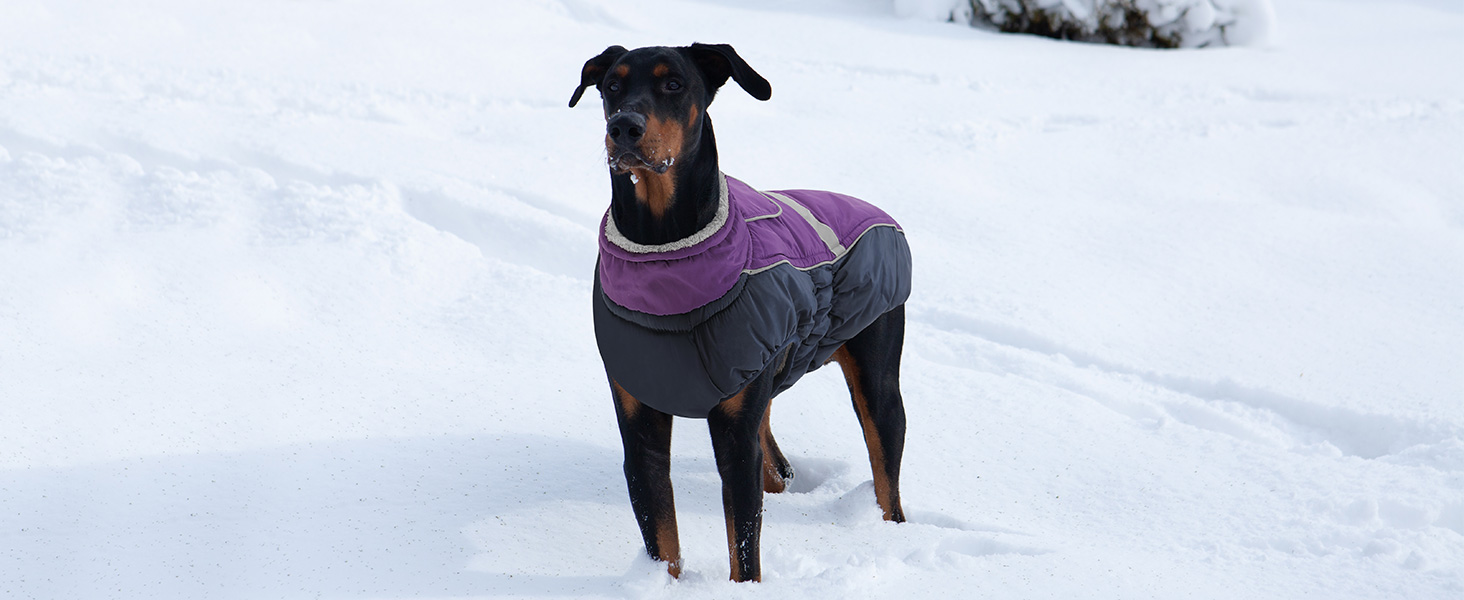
xmin=707 ymin=377 xmax=774 ymax=582
xmin=611 ymin=380 xmax=682 ymax=577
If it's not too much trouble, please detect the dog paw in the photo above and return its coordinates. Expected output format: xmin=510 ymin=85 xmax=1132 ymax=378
xmin=763 ymin=466 xmax=793 ymax=493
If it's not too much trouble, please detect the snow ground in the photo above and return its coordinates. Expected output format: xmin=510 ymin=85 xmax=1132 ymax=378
xmin=1 ymin=0 xmax=1460 ymax=598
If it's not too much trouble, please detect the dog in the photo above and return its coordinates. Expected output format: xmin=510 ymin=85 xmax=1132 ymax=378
xmin=570 ymin=43 xmax=913 ymax=582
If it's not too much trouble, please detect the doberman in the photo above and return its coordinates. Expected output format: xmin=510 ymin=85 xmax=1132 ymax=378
xmin=570 ymin=43 xmax=909 ymax=582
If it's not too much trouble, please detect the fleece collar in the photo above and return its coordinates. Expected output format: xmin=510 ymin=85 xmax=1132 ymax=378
xmin=602 ymin=172 xmax=730 ymax=255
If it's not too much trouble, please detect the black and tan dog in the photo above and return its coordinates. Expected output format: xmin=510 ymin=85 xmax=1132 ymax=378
xmin=571 ymin=43 xmax=912 ymax=582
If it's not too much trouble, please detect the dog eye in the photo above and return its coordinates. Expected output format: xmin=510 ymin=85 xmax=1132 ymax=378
xmin=606 ymin=80 xmax=620 ymax=93
xmin=663 ymin=79 xmax=682 ymax=92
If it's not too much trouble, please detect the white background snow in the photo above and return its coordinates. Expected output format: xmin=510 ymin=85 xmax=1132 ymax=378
xmin=1 ymin=0 xmax=1460 ymax=598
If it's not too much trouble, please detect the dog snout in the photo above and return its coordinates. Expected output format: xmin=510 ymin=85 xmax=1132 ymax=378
xmin=607 ymin=112 xmax=647 ymax=148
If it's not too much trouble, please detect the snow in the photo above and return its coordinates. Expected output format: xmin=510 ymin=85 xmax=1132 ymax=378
xmin=896 ymin=0 xmax=968 ymax=20
xmin=1 ymin=0 xmax=1460 ymax=598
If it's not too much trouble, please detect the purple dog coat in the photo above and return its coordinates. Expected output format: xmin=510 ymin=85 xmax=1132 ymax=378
xmin=593 ymin=173 xmax=912 ymax=418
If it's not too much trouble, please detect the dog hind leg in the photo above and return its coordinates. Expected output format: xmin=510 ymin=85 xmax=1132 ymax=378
xmin=831 ymin=304 xmax=908 ymax=522
xmin=759 ymin=402 xmax=794 ymax=493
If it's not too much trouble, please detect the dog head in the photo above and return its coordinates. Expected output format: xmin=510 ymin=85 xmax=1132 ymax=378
xmin=570 ymin=44 xmax=771 ymax=185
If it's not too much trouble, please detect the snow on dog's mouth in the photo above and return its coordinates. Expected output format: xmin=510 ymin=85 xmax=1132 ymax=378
xmin=609 ymin=151 xmax=674 ymax=175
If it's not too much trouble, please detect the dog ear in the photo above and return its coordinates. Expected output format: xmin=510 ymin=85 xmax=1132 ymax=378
xmin=689 ymin=43 xmax=772 ymax=102
xmin=570 ymin=45 xmax=629 ymax=108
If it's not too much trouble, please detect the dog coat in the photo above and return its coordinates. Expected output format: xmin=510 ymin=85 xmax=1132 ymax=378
xmin=594 ymin=173 xmax=912 ymax=418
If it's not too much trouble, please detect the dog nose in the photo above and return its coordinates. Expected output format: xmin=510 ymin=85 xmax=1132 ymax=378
xmin=607 ymin=112 xmax=647 ymax=147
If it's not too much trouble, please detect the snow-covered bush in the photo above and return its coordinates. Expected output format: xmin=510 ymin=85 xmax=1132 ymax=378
xmin=895 ymin=0 xmax=1275 ymax=48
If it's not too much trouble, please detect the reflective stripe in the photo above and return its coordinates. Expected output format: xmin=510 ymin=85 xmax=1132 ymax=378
xmin=764 ymin=191 xmax=846 ymax=256
xmin=740 ymin=222 xmax=901 ymax=277
xmin=745 ymin=190 xmax=783 ymax=222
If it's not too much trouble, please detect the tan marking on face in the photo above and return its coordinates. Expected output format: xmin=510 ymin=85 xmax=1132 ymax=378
xmin=614 ymin=64 xmax=629 ymax=77
xmin=611 ymin=380 xmax=639 ymax=419
xmin=689 ymin=103 xmax=698 ymax=125
xmin=832 ymin=347 xmax=898 ymax=521
xmin=653 ymin=63 xmax=669 ymax=77
xmin=629 ymin=113 xmax=685 ymax=218
xmin=631 ymin=168 xmax=674 ymax=219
